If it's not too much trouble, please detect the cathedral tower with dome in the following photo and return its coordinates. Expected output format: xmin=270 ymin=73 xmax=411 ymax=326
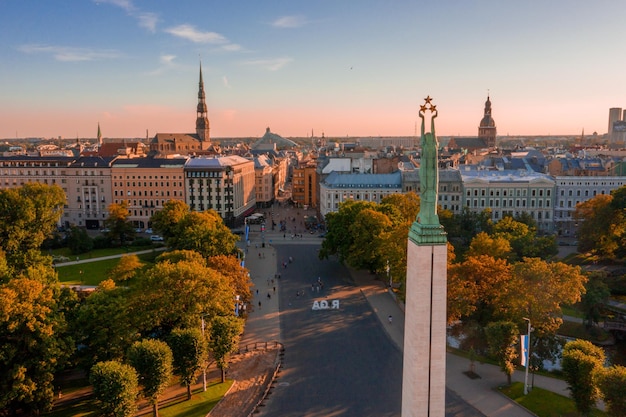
xmin=478 ymin=95 xmax=497 ymax=148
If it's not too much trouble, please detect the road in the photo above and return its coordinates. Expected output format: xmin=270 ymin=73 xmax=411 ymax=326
xmin=255 ymin=244 xmax=484 ymax=417
xmin=259 ymin=244 xmax=401 ymax=416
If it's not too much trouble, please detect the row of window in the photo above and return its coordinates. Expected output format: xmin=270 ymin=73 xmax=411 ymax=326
xmin=113 ymin=175 xmax=182 ymax=180
xmin=466 ymin=188 xmax=551 ymax=197
xmin=114 ymin=190 xmax=180 ymax=197
xmin=467 ymin=198 xmax=551 ymax=208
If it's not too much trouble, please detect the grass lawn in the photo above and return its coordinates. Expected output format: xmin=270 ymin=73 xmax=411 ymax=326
xmin=499 ymin=382 xmax=607 ymax=417
xmin=557 ymin=321 xmax=612 ymax=343
xmin=158 ymin=381 xmax=233 ymax=417
xmin=56 ymin=252 xmax=160 ymax=285
xmin=45 ymin=380 xmax=232 ymax=417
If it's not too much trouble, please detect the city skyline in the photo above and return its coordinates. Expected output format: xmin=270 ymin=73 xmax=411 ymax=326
xmin=1 ymin=1 xmax=625 ymax=139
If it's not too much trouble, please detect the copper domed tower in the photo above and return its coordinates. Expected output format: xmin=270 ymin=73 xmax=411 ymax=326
xmin=478 ymin=95 xmax=497 ymax=148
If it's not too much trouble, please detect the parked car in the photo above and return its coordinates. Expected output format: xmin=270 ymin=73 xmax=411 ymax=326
xmin=145 ymin=228 xmax=153 ymax=234
xmin=135 ymin=228 xmax=143 ymax=233
xmin=150 ymin=235 xmax=164 ymax=241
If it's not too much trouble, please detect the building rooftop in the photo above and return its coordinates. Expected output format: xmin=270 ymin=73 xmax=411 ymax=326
xmin=323 ymin=171 xmax=402 ymax=188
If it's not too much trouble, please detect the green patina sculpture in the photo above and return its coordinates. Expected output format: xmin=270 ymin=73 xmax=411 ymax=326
xmin=409 ymin=96 xmax=447 ymax=245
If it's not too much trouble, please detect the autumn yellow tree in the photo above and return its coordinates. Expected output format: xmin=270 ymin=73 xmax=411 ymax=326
xmin=109 ymin=254 xmax=143 ymax=282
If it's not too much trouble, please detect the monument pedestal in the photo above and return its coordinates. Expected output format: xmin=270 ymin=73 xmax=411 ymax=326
xmin=402 ymin=223 xmax=447 ymax=417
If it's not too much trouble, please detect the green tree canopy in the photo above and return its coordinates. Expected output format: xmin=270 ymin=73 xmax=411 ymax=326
xmin=74 ymin=280 xmax=139 ymax=369
xmin=597 ymin=365 xmax=626 ymax=417
xmin=131 ymin=259 xmax=234 ymax=335
xmin=168 ymin=328 xmax=206 ymax=400
xmin=90 ymin=361 xmax=139 ymax=417
xmin=0 ymin=274 xmax=74 ymax=415
xmin=485 ymin=321 xmax=519 ymax=385
xmin=562 ymin=339 xmax=605 ymax=416
xmin=127 ymin=339 xmax=173 ymax=417
xmin=105 ymin=202 xmax=136 ymax=246
xmin=207 ymin=315 xmax=244 ymax=383
xmin=0 ymin=183 xmax=65 ymax=271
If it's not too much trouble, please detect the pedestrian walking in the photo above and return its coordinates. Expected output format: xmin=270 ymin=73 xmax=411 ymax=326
xmin=388 ymin=315 xmax=393 ymax=324
xmin=258 ymin=301 xmax=262 ymax=309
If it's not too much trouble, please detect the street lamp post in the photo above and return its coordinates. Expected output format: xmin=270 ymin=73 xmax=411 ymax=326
xmin=523 ymin=317 xmax=531 ymax=395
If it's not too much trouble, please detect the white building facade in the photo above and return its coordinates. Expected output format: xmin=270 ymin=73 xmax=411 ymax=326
xmin=319 ymin=171 xmax=402 ymax=217
xmin=460 ymin=169 xmax=556 ymax=233
xmin=554 ymin=176 xmax=626 ymax=236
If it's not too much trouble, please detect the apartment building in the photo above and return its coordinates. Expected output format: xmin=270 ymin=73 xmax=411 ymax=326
xmin=554 ymin=176 xmax=626 ymax=236
xmin=319 ymin=171 xmax=402 ymax=217
xmin=111 ymin=158 xmax=187 ymax=229
xmin=184 ymin=155 xmax=255 ymax=226
xmin=460 ymin=168 xmax=556 ymax=233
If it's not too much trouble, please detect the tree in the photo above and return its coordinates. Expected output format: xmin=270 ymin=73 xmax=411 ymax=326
xmin=574 ymin=194 xmax=616 ymax=257
xmin=206 ymin=254 xmax=253 ymax=305
xmin=158 ymin=208 xmax=238 ymax=258
xmin=562 ymin=340 xmax=605 ymax=416
xmin=319 ymin=200 xmax=378 ymax=262
xmin=0 ymin=183 xmax=65 ymax=272
xmin=150 ymin=200 xmax=190 ymax=239
xmin=597 ymin=365 xmax=626 ymax=417
xmin=447 ymin=254 xmax=512 ymax=325
xmin=580 ymin=273 xmax=610 ymax=328
xmin=66 ymin=225 xmax=94 ymax=254
xmin=0 ymin=273 xmax=74 ymax=415
xmin=74 ymin=280 xmax=138 ymax=369
xmin=90 ymin=361 xmax=138 ymax=417
xmin=207 ymin=315 xmax=244 ymax=383
xmin=105 ymin=202 xmax=136 ymax=246
xmin=347 ymin=208 xmax=393 ymax=273
xmin=168 ymin=328 xmax=206 ymax=400
xmin=131 ymin=260 xmax=234 ymax=335
xmin=507 ymin=259 xmax=587 ymax=336
xmin=485 ymin=321 xmax=519 ymax=385
xmin=127 ymin=339 xmax=173 ymax=417
xmin=466 ymin=232 xmax=511 ymax=260
xmin=492 ymin=216 xmax=557 ymax=261
xmin=109 ymin=254 xmax=144 ymax=282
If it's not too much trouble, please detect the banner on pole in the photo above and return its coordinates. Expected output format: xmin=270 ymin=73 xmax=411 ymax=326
xmin=520 ymin=334 xmax=529 ymax=366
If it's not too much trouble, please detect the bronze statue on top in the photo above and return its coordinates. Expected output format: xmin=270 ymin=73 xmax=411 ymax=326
xmin=409 ymin=96 xmax=447 ymax=245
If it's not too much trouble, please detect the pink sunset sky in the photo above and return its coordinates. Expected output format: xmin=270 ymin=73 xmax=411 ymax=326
xmin=1 ymin=1 xmax=624 ymax=139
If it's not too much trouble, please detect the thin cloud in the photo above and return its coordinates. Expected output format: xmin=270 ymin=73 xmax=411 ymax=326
xmin=222 ymin=76 xmax=231 ymax=88
xmin=97 ymin=0 xmax=159 ymax=33
xmin=221 ymin=43 xmax=242 ymax=52
xmin=137 ymin=12 xmax=158 ymax=33
xmin=18 ymin=44 xmax=121 ymax=62
xmin=145 ymin=54 xmax=178 ymax=75
xmin=242 ymin=57 xmax=293 ymax=71
xmin=272 ymin=15 xmax=306 ymax=28
xmin=165 ymin=24 xmax=227 ymax=44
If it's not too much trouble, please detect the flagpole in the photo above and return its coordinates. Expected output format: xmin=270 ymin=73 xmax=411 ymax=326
xmin=523 ymin=317 xmax=531 ymax=395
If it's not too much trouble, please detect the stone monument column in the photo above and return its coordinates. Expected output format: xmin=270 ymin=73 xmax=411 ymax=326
xmin=402 ymin=96 xmax=448 ymax=417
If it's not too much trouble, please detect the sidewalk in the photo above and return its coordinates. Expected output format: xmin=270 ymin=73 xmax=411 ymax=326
xmin=350 ymin=268 xmax=576 ymax=417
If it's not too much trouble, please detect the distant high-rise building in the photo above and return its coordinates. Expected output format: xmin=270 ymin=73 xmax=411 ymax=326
xmin=478 ymin=95 xmax=497 ymax=148
xmin=608 ymin=107 xmax=622 ymax=143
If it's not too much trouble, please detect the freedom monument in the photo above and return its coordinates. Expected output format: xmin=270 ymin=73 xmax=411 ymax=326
xmin=402 ymin=96 xmax=448 ymax=417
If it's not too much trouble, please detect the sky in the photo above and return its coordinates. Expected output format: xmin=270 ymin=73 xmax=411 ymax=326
xmin=1 ymin=0 xmax=625 ymax=140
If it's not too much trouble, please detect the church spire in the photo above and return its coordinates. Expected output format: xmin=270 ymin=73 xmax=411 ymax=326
xmin=97 ymin=122 xmax=102 ymax=145
xmin=196 ymin=62 xmax=210 ymax=145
